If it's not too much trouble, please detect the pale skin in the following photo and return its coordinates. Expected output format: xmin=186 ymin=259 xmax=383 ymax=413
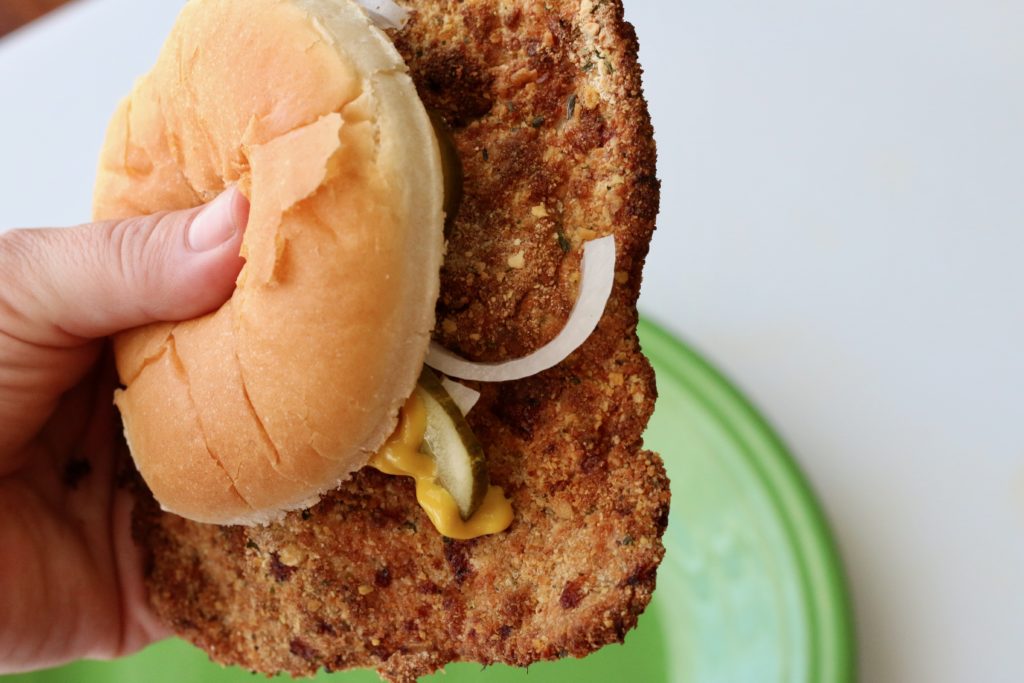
xmin=0 ymin=188 xmax=249 ymax=673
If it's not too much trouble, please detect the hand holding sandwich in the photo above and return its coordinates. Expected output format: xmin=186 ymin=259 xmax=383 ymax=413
xmin=0 ymin=188 xmax=249 ymax=672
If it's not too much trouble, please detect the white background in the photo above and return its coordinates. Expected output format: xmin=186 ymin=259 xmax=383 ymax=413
xmin=1 ymin=1 xmax=1022 ymax=681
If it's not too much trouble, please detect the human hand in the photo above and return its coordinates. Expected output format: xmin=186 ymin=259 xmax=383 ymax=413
xmin=0 ymin=188 xmax=249 ymax=672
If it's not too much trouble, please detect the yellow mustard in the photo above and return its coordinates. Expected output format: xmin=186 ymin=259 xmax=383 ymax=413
xmin=369 ymin=393 xmax=513 ymax=540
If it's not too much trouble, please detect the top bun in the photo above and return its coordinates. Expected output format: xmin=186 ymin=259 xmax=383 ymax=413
xmin=94 ymin=0 xmax=444 ymax=525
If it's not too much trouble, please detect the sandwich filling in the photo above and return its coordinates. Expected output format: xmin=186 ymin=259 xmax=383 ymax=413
xmin=369 ymin=392 xmax=513 ymax=540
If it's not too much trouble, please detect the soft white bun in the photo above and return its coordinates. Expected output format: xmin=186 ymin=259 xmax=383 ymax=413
xmin=94 ymin=0 xmax=444 ymax=525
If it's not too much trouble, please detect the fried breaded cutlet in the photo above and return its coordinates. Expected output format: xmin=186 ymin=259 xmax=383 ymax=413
xmin=131 ymin=1 xmax=667 ymax=680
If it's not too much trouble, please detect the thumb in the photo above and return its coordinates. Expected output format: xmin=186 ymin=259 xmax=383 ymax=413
xmin=0 ymin=187 xmax=249 ymax=347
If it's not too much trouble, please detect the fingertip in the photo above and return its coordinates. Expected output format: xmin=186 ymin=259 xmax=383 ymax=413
xmin=114 ymin=196 xmax=245 ymax=327
xmin=173 ymin=188 xmax=248 ymax=317
xmin=187 ymin=188 xmax=244 ymax=253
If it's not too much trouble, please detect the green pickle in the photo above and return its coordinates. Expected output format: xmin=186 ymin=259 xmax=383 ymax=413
xmin=428 ymin=110 xmax=463 ymax=236
xmin=415 ymin=368 xmax=489 ymax=520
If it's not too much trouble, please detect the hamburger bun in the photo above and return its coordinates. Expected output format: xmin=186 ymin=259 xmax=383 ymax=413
xmin=94 ymin=0 xmax=445 ymax=525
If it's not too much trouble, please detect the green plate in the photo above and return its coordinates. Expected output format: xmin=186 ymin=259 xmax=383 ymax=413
xmin=7 ymin=320 xmax=854 ymax=683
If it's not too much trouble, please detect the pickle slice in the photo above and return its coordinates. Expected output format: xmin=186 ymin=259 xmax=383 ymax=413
xmin=416 ymin=368 xmax=489 ymax=519
xmin=427 ymin=110 xmax=463 ymax=237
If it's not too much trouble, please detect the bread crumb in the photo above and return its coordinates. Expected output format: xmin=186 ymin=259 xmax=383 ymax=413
xmin=278 ymin=545 xmax=305 ymax=567
xmin=510 ymin=67 xmax=538 ymax=87
xmin=531 ymin=204 xmax=549 ymax=218
xmin=507 ymin=251 xmax=526 ymax=269
xmin=358 ymin=585 xmax=374 ymax=596
xmin=550 ymin=499 xmax=573 ymax=519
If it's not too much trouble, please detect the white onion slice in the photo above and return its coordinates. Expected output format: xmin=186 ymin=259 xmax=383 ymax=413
xmin=426 ymin=236 xmax=616 ymax=382
xmin=355 ymin=0 xmax=410 ymax=30
xmin=440 ymin=377 xmax=481 ymax=415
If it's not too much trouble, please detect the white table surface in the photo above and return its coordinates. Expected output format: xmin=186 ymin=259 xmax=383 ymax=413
xmin=2 ymin=1 xmax=1022 ymax=681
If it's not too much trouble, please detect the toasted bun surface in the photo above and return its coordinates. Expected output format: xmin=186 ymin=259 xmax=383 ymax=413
xmin=94 ymin=0 xmax=444 ymax=525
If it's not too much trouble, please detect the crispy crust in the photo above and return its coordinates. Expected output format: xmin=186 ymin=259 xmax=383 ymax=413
xmin=132 ymin=1 xmax=667 ymax=680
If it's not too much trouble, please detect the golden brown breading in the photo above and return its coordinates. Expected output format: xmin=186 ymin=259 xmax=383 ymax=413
xmin=131 ymin=1 xmax=667 ymax=681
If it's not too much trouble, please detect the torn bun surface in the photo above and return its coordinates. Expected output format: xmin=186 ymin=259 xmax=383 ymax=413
xmin=95 ymin=0 xmax=445 ymax=525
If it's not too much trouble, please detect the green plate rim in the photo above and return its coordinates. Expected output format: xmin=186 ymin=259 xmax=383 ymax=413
xmin=638 ymin=317 xmax=857 ymax=682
